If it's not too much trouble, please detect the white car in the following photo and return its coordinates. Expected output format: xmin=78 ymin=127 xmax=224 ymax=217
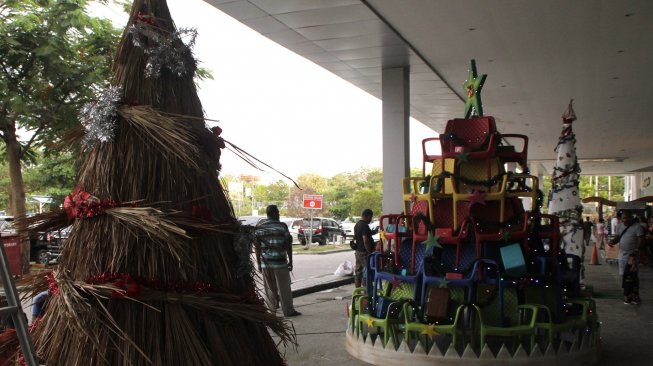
xmin=281 ymin=217 xmax=302 ymax=244
xmin=341 ymin=219 xmax=380 ymax=243
xmin=341 ymin=220 xmax=356 ymax=238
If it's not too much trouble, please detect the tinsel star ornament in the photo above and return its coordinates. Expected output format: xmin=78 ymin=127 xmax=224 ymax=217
xmin=463 ymin=59 xmax=487 ymax=118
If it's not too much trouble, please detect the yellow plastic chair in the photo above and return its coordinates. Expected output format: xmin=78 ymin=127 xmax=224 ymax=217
xmin=402 ymin=176 xmax=431 ymax=222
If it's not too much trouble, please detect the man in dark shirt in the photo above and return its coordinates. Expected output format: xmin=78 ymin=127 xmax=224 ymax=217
xmin=582 ymin=216 xmax=593 ymax=247
xmin=353 ymin=209 xmax=374 ymax=288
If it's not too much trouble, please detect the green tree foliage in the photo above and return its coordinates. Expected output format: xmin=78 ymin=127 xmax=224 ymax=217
xmin=0 ymin=0 xmax=120 ymax=215
xmin=0 ymin=0 xmax=120 ymax=270
xmin=351 ymin=188 xmax=382 ymax=219
xmin=252 ymin=179 xmax=289 ymax=208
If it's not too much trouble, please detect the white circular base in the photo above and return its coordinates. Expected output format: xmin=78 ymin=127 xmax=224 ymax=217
xmin=345 ymin=330 xmax=601 ymax=366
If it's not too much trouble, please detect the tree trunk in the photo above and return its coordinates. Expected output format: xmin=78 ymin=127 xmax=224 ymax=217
xmin=5 ymin=118 xmax=29 ymax=274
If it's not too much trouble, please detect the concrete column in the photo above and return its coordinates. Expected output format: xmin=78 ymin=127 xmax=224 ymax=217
xmin=381 ymin=67 xmax=410 ymax=214
xmin=631 ymin=174 xmax=640 ymax=199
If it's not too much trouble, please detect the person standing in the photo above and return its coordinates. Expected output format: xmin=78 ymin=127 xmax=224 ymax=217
xmin=610 ymin=211 xmax=645 ymax=291
xmin=611 ymin=212 xmax=621 ymax=236
xmin=582 ymin=216 xmax=593 ymax=247
xmin=353 ymin=209 xmax=374 ymax=288
xmin=596 ymin=218 xmax=606 ymax=250
xmin=254 ymin=205 xmax=301 ymax=317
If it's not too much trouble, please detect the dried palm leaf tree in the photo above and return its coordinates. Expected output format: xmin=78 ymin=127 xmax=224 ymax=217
xmin=20 ymin=1 xmax=294 ymax=364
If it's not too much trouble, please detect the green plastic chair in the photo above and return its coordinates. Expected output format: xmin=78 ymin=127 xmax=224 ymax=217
xmin=402 ymin=301 xmax=466 ymax=349
xmin=524 ymin=282 xmax=598 ymax=346
xmin=471 ymin=286 xmax=539 ymax=352
xmin=348 ymin=287 xmax=367 ymax=333
xmin=532 ymin=299 xmax=589 ymax=344
xmin=356 ymin=282 xmax=415 ymax=349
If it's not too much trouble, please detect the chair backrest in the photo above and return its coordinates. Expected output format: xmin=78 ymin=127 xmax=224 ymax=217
xmin=477 ymin=284 xmax=520 ymax=327
xmin=455 ymin=159 xmax=504 ymax=193
xmin=443 ymin=117 xmax=497 ymax=152
xmin=432 ymin=199 xmax=469 ymax=232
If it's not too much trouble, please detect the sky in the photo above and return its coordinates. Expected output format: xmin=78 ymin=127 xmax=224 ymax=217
xmin=89 ymin=0 xmax=440 ymax=183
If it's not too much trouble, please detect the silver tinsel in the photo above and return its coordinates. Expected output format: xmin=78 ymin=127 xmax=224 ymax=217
xmin=79 ymin=85 xmax=122 ymax=145
xmin=129 ymin=23 xmax=197 ymax=78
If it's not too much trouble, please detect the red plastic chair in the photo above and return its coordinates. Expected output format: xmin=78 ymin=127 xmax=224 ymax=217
xmin=496 ymin=134 xmax=529 ymax=172
xmin=430 ymin=198 xmax=472 ymax=269
xmin=469 ymin=198 xmax=530 ymax=258
xmin=439 ymin=116 xmax=499 ymax=175
xmin=379 ymin=214 xmax=412 ymax=268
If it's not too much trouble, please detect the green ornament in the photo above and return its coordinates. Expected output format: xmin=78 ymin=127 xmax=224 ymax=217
xmin=463 ymin=59 xmax=487 ymax=118
xmin=500 ymin=229 xmax=511 ymax=242
xmin=424 ymin=232 xmax=442 ymax=251
xmin=439 ymin=277 xmax=449 ymax=288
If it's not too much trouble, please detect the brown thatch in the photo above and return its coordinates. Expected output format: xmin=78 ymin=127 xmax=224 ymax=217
xmin=21 ymin=0 xmax=294 ymax=364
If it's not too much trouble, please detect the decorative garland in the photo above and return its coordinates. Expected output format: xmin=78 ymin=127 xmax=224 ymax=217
xmin=79 ymin=85 xmax=122 ymax=145
xmin=47 ymin=271 xmax=261 ymax=304
xmin=422 ymin=171 xmax=512 ymax=193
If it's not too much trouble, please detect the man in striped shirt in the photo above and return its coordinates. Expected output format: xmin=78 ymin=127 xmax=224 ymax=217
xmin=254 ymin=205 xmax=301 ymax=317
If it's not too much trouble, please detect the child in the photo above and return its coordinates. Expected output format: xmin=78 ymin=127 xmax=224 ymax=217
xmin=623 ymin=252 xmax=641 ymax=304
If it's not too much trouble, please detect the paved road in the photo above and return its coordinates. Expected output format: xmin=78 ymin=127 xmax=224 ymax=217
xmin=290 ymin=250 xmax=354 ymax=292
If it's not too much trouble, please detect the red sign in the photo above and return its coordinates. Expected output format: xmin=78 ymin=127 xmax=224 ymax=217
xmin=303 ymin=194 xmax=323 ymax=209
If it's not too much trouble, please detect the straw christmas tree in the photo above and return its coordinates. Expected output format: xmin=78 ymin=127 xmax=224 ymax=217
xmin=13 ymin=0 xmax=293 ymax=364
xmin=548 ymin=100 xmax=584 ymax=261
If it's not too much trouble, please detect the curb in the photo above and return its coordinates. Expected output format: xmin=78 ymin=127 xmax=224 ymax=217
xmin=292 ymin=276 xmax=354 ymax=297
xmin=292 ymin=248 xmax=353 ymax=255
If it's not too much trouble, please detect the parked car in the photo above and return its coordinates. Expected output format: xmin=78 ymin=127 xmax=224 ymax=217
xmin=298 ymin=217 xmax=346 ymax=246
xmin=28 ymin=226 xmax=70 ymax=265
xmin=340 ymin=218 xmax=380 ymax=244
xmin=280 ymin=217 xmax=302 ymax=244
xmin=238 ymin=216 xmax=266 ymax=227
xmin=341 ymin=219 xmax=356 ymax=239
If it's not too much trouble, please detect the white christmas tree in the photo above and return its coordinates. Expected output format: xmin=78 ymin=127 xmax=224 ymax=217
xmin=548 ymin=100 xmax=585 ymax=269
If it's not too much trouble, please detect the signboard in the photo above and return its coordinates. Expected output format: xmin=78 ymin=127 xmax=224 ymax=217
xmin=303 ymin=194 xmax=323 ymax=209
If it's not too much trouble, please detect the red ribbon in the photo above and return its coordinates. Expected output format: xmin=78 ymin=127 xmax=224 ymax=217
xmin=63 ymin=186 xmax=117 ymax=220
xmin=136 ymin=11 xmax=156 ymax=25
xmin=111 ymin=275 xmax=142 ymax=299
xmin=46 ymin=271 xmax=59 ymax=296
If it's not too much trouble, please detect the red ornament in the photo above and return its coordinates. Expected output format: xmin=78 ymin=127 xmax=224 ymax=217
xmin=63 ymin=186 xmax=118 ymax=220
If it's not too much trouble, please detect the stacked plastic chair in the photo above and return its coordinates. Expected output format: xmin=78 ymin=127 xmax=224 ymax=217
xmin=349 ymin=114 xmax=598 ymax=358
